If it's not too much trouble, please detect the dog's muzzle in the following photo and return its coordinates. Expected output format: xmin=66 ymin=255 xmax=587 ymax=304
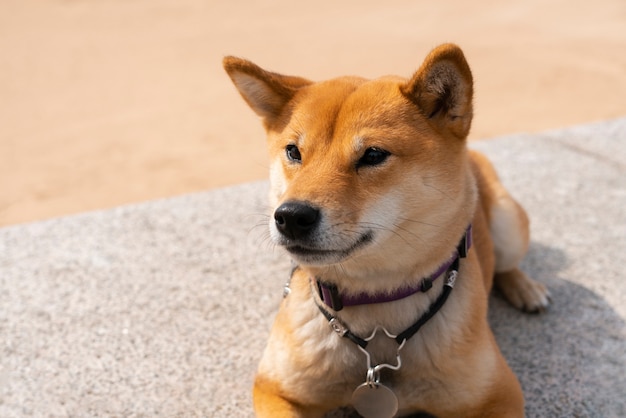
xmin=273 ymin=200 xmax=373 ymax=264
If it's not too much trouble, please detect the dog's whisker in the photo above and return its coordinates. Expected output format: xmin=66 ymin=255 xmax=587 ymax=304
xmin=423 ymin=182 xmax=455 ymax=201
xmin=348 ymin=221 xmax=423 ymax=250
xmin=391 ymin=225 xmax=426 ymax=248
xmin=396 ymin=217 xmax=442 ymax=229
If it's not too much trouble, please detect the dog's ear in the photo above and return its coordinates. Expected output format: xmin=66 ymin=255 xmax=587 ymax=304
xmin=223 ymin=56 xmax=312 ymax=125
xmin=401 ymin=44 xmax=473 ymax=139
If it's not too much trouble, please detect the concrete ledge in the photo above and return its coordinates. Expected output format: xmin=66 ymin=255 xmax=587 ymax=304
xmin=1 ymin=118 xmax=625 ymax=417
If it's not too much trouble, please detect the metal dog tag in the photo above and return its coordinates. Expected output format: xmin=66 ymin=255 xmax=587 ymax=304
xmin=351 ymin=382 xmax=398 ymax=418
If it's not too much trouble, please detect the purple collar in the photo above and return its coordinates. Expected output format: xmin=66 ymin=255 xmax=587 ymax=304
xmin=315 ymin=225 xmax=472 ymax=311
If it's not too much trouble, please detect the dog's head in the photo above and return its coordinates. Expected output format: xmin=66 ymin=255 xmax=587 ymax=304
xmin=224 ymin=44 xmax=476 ymax=279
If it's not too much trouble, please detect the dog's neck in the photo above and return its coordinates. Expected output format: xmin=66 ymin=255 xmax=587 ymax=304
xmin=311 ymin=225 xmax=472 ymax=311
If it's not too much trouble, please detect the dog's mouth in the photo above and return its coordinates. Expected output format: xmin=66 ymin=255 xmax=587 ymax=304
xmin=284 ymin=231 xmax=374 ymax=264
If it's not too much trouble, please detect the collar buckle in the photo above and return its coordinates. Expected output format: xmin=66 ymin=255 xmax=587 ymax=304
xmin=316 ymin=280 xmax=344 ymax=311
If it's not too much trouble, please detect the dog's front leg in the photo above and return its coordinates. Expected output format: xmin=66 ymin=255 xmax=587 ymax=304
xmin=253 ymin=376 xmax=326 ymax=418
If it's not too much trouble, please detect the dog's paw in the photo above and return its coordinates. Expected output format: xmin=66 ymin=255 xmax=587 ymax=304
xmin=495 ymin=269 xmax=551 ymax=313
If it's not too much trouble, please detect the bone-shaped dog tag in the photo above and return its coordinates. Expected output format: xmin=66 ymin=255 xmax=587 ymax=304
xmin=351 ymin=382 xmax=398 ymax=418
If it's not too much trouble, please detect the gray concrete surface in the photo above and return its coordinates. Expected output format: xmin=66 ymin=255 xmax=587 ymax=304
xmin=1 ymin=118 xmax=625 ymax=417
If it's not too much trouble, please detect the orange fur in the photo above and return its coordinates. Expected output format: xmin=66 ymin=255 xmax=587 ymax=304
xmin=224 ymin=44 xmax=549 ymax=417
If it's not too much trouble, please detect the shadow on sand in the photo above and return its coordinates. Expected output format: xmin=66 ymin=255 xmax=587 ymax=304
xmin=490 ymin=241 xmax=626 ymax=417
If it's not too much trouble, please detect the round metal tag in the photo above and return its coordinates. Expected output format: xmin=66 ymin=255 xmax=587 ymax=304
xmin=351 ymin=382 xmax=398 ymax=418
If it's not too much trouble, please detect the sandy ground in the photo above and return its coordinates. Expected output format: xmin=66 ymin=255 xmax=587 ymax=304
xmin=1 ymin=0 xmax=625 ymax=227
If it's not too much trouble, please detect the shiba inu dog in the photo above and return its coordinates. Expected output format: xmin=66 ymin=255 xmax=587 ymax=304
xmin=223 ymin=44 xmax=550 ymax=418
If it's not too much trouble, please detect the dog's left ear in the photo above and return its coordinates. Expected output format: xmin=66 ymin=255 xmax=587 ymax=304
xmin=401 ymin=44 xmax=474 ymax=139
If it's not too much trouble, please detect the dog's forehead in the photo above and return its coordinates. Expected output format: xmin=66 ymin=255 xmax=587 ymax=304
xmin=291 ymin=76 xmax=412 ymax=145
xmin=290 ymin=76 xmax=420 ymax=152
xmin=338 ymin=77 xmax=413 ymax=130
xmin=291 ymin=77 xmax=364 ymax=129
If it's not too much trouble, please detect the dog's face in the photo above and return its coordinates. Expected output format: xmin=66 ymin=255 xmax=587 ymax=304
xmin=224 ymin=45 xmax=476 ymax=278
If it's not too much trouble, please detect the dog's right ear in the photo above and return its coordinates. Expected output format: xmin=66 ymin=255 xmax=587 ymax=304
xmin=223 ymin=57 xmax=312 ymax=125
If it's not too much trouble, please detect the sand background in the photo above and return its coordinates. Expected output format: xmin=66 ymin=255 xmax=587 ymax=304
xmin=1 ymin=0 xmax=625 ymax=227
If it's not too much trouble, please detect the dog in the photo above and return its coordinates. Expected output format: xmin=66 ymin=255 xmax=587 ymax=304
xmin=223 ymin=44 xmax=550 ymax=418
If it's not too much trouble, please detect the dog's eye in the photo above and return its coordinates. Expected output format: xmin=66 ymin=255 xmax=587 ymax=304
xmin=286 ymin=144 xmax=302 ymax=163
xmin=357 ymin=147 xmax=390 ymax=168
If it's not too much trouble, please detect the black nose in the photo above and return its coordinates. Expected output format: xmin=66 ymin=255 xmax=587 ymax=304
xmin=274 ymin=201 xmax=320 ymax=240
